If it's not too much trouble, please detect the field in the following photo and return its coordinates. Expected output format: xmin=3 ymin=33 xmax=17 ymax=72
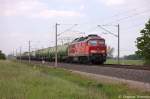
xmin=0 ymin=60 xmax=149 ymax=99
xmin=106 ymin=59 xmax=144 ymax=65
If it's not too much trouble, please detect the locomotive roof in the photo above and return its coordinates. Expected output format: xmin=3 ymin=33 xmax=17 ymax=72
xmin=72 ymin=34 xmax=104 ymax=43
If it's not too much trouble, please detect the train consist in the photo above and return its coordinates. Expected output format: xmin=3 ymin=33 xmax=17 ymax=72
xmin=20 ymin=34 xmax=107 ymax=64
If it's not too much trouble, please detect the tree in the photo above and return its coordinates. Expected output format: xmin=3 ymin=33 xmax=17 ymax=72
xmin=0 ymin=50 xmax=6 ymax=60
xmin=136 ymin=19 xmax=150 ymax=65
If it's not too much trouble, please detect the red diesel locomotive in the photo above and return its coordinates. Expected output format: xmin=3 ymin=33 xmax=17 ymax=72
xmin=67 ymin=34 xmax=107 ymax=64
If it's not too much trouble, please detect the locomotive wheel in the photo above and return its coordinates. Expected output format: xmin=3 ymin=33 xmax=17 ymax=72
xmin=66 ymin=57 xmax=73 ymax=63
xmin=79 ymin=56 xmax=89 ymax=64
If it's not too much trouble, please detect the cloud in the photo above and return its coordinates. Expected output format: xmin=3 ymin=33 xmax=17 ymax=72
xmin=100 ymin=0 xmax=125 ymax=6
xmin=0 ymin=0 xmax=46 ymax=16
xmin=0 ymin=0 xmax=83 ymax=18
xmin=79 ymin=5 xmax=85 ymax=10
xmin=35 ymin=10 xmax=83 ymax=18
xmin=99 ymin=0 xmax=150 ymax=8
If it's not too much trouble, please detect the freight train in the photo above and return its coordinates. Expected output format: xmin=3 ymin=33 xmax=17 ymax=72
xmin=20 ymin=34 xmax=107 ymax=64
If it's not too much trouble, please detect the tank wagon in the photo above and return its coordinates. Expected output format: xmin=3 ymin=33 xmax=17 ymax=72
xmin=20 ymin=34 xmax=107 ymax=64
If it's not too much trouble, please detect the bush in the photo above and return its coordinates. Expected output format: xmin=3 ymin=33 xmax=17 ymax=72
xmin=124 ymin=54 xmax=142 ymax=60
xmin=0 ymin=50 xmax=6 ymax=60
xmin=145 ymin=60 xmax=150 ymax=65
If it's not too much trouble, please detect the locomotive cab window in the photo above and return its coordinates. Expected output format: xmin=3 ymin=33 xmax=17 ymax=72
xmin=88 ymin=40 xmax=97 ymax=46
xmin=88 ymin=39 xmax=105 ymax=46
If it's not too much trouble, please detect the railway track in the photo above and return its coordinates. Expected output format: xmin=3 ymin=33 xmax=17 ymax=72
xmin=22 ymin=60 xmax=150 ymax=84
xmin=24 ymin=61 xmax=150 ymax=84
xmin=49 ymin=62 xmax=150 ymax=71
xmin=100 ymin=64 xmax=150 ymax=71
xmin=51 ymin=62 xmax=150 ymax=83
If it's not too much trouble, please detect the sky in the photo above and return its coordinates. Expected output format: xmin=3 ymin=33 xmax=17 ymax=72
xmin=0 ymin=0 xmax=150 ymax=56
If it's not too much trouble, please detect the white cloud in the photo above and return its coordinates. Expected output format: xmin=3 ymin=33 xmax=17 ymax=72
xmin=99 ymin=0 xmax=150 ymax=8
xmin=35 ymin=10 xmax=83 ymax=18
xmin=79 ymin=5 xmax=85 ymax=10
xmin=100 ymin=0 xmax=125 ymax=6
xmin=0 ymin=0 xmax=46 ymax=16
xmin=0 ymin=0 xmax=83 ymax=18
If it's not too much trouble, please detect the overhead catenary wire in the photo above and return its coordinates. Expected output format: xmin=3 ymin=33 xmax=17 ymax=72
xmin=79 ymin=7 xmax=150 ymax=26
xmin=105 ymin=9 xmax=150 ymax=25
xmin=97 ymin=25 xmax=118 ymax=37
xmin=57 ymin=24 xmax=78 ymax=36
xmin=14 ymin=6 xmax=150 ymax=58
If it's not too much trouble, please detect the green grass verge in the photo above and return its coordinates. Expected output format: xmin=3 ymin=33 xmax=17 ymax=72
xmin=105 ymin=59 xmax=144 ymax=65
xmin=0 ymin=60 xmax=149 ymax=99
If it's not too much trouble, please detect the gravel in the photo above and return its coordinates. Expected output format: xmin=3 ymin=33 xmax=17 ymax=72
xmin=47 ymin=62 xmax=150 ymax=83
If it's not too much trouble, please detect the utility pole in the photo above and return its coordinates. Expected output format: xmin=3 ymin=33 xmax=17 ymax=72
xmin=97 ymin=24 xmax=120 ymax=64
xmin=117 ymin=24 xmax=120 ymax=64
xmin=29 ymin=40 xmax=31 ymax=63
xmin=55 ymin=23 xmax=59 ymax=67
xmin=13 ymin=49 xmax=14 ymax=57
xmin=54 ymin=23 xmax=77 ymax=67
xmin=20 ymin=47 xmax=22 ymax=62
xmin=16 ymin=49 xmax=17 ymax=58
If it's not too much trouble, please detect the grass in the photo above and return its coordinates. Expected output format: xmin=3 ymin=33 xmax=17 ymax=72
xmin=105 ymin=59 xmax=144 ymax=65
xmin=0 ymin=60 xmax=149 ymax=99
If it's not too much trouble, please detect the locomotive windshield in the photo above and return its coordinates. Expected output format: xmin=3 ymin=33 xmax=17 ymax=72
xmin=88 ymin=39 xmax=105 ymax=46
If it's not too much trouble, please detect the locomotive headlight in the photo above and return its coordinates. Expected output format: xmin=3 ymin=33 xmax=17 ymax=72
xmin=101 ymin=50 xmax=105 ymax=53
xmin=90 ymin=50 xmax=97 ymax=53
